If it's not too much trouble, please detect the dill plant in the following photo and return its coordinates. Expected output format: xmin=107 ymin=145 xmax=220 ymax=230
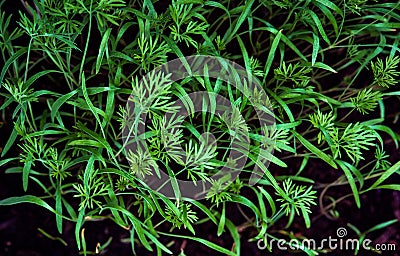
xmin=0 ymin=0 xmax=399 ymax=255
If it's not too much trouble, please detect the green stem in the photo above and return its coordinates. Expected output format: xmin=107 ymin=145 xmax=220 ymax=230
xmin=78 ymin=0 xmax=93 ymax=87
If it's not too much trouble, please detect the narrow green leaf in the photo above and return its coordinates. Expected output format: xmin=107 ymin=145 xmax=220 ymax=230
xmin=258 ymin=186 xmax=276 ymax=216
xmin=143 ymin=0 xmax=156 ymax=17
xmin=217 ymin=203 xmax=226 ymax=236
xmin=336 ymin=160 xmax=361 ymax=208
xmin=22 ymin=156 xmax=32 ymax=192
xmin=266 ymin=88 xmax=294 ymax=122
xmin=189 ymin=200 xmax=218 ymax=224
xmin=56 ymin=183 xmax=63 ymax=233
xmin=311 ymin=33 xmax=319 ymax=66
xmin=307 ymin=9 xmax=331 ymax=45
xmin=81 ymin=73 xmax=105 ymax=138
xmin=314 ymin=2 xmax=339 ymax=36
xmin=314 ymin=0 xmax=343 ymax=16
xmin=0 ymin=48 xmax=26 ymax=86
xmin=254 ymin=188 xmax=268 ymax=238
xmin=370 ymin=125 xmax=399 ymax=149
xmin=1 ymin=116 xmax=21 ymax=157
xmin=51 ymin=89 xmax=77 ymax=122
xmin=225 ymin=0 xmax=255 ymax=42
xmin=145 ymin=232 xmax=173 ymax=254
xmin=225 ymin=219 xmax=240 ymax=255
xmin=369 ymin=160 xmax=400 ymax=190
xmin=204 ymin=1 xmax=231 ymax=21
xmin=0 ymin=195 xmax=55 ymax=212
xmin=25 ymin=70 xmax=61 ymax=87
xmin=263 ymin=30 xmax=282 ymax=84
xmin=68 ymin=139 xmax=105 ymax=148
xmin=366 ymin=219 xmax=398 ymax=234
xmin=258 ymin=149 xmax=287 ymax=168
xmin=230 ymin=194 xmax=260 ymax=219
xmin=301 ymin=207 xmax=312 ymax=228
xmin=304 ymin=62 xmax=337 ymax=73
xmin=62 ymin=197 xmax=77 ymax=220
xmin=293 ymin=131 xmax=337 ymax=169
xmin=75 ymin=209 xmax=85 ymax=250
xmin=96 ymin=28 xmax=112 ymax=74
xmin=0 ymin=157 xmax=18 ymax=166
xmin=376 ymin=184 xmax=400 ymax=190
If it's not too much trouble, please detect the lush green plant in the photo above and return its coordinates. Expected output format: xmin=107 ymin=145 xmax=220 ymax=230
xmin=0 ymin=0 xmax=399 ymax=255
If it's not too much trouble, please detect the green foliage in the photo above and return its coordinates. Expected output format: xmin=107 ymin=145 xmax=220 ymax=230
xmin=350 ymin=88 xmax=382 ymax=115
xmin=310 ymin=110 xmax=336 ymax=144
xmin=206 ymin=175 xmax=233 ymax=206
xmin=165 ymin=202 xmax=198 ymax=230
xmin=0 ymin=0 xmax=399 ymax=255
xmin=127 ymin=147 xmax=158 ymax=178
xmin=73 ymin=169 xmax=110 ymax=211
xmin=331 ymin=123 xmax=377 ymax=164
xmin=169 ymin=0 xmax=209 ymax=47
xmin=134 ymin=33 xmax=171 ymax=72
xmin=130 ymin=71 xmax=175 ymax=112
xmin=274 ymin=62 xmax=312 ymax=88
xmin=345 ymin=0 xmax=368 ymax=15
xmin=277 ymin=179 xmax=317 ymax=228
xmin=371 ymin=56 xmax=400 ymax=88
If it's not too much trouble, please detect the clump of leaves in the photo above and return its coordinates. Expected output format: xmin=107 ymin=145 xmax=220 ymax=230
xmin=165 ymin=202 xmax=198 ymax=231
xmin=206 ymin=175 xmax=233 ymax=206
xmin=73 ymin=169 xmax=110 ymax=211
xmin=274 ymin=62 xmax=312 ymax=88
xmin=0 ymin=0 xmax=400 ymax=255
xmin=277 ymin=179 xmax=317 ymax=228
xmin=371 ymin=56 xmax=400 ymax=88
xmin=331 ymin=123 xmax=377 ymax=164
xmin=309 ymin=110 xmax=336 ymax=144
xmin=350 ymin=88 xmax=382 ymax=115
